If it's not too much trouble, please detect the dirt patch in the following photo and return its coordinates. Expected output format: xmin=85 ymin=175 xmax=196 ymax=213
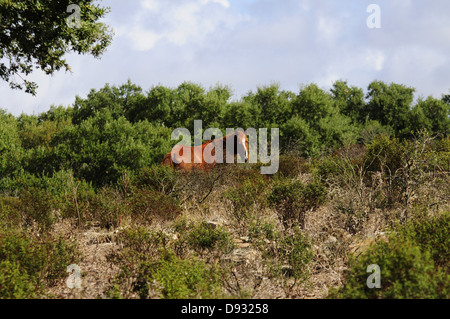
xmin=48 ymin=220 xmax=122 ymax=299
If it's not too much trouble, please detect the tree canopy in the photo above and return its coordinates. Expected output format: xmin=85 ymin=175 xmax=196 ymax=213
xmin=0 ymin=0 xmax=113 ymax=94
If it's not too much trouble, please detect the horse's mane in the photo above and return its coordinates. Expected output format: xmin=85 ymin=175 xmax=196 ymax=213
xmin=203 ymin=131 xmax=236 ymax=147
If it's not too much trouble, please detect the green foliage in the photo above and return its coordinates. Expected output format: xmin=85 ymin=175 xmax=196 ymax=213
xmin=294 ymin=83 xmax=334 ymax=129
xmin=133 ymin=165 xmax=180 ymax=195
xmin=365 ymin=81 xmax=415 ymax=136
xmin=224 ymin=174 xmax=268 ymax=223
xmin=0 ymin=260 xmax=36 ymax=299
xmin=72 ymin=81 xmax=146 ymax=125
xmin=268 ymin=179 xmax=326 ymax=228
xmin=333 ymin=212 xmax=449 ymax=299
xmin=275 ymin=155 xmax=310 ymax=179
xmin=0 ymin=0 xmax=113 ymax=94
xmin=0 ymin=228 xmax=78 ymax=298
xmin=143 ymin=250 xmax=223 ymax=299
xmin=261 ymin=227 xmax=313 ymax=279
xmin=412 ymin=97 xmax=450 ymax=135
xmin=127 ymin=188 xmax=181 ymax=225
xmin=87 ymin=187 xmax=128 ymax=229
xmin=0 ymin=110 xmax=23 ymax=178
xmin=2 ymin=79 xmax=448 ymax=192
xmin=243 ymin=83 xmax=295 ymax=128
xmin=116 ymin=226 xmax=168 ymax=257
xmin=0 ymin=196 xmax=22 ymax=228
xmin=280 ymin=116 xmax=320 ymax=156
xmin=401 ymin=212 xmax=449 ymax=270
xmin=51 ymin=112 xmax=173 ymax=186
xmin=331 ymin=80 xmax=366 ymax=123
xmin=364 ymin=134 xmax=404 ymax=174
xmin=185 ymin=222 xmax=234 ymax=254
xmin=114 ymin=226 xmax=223 ymax=299
xmin=317 ymin=111 xmax=359 ymax=152
xmin=358 ymin=119 xmax=393 ymax=145
xmin=19 ymin=187 xmax=58 ymax=231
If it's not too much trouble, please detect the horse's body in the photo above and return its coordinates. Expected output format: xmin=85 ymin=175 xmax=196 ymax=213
xmin=162 ymin=130 xmax=249 ymax=171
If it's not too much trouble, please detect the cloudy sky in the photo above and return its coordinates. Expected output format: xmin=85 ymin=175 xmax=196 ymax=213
xmin=1 ymin=0 xmax=450 ymax=116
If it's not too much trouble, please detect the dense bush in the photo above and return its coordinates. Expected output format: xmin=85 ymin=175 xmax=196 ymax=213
xmin=332 ymin=212 xmax=449 ymax=299
xmin=140 ymin=250 xmax=223 ymax=299
xmin=111 ymin=226 xmax=223 ymax=299
xmin=224 ymin=173 xmax=268 ymax=224
xmin=127 ymin=188 xmax=181 ymax=225
xmin=275 ymin=155 xmax=310 ymax=179
xmin=133 ymin=165 xmax=181 ymax=195
xmin=184 ymin=221 xmax=234 ymax=255
xmin=0 ymin=110 xmax=23 ymax=178
xmin=0 ymin=228 xmax=78 ymax=298
xmin=268 ymin=179 xmax=326 ymax=228
xmin=258 ymin=226 xmax=313 ymax=280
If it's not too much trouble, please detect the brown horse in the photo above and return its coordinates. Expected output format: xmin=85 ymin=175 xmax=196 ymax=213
xmin=162 ymin=130 xmax=249 ymax=171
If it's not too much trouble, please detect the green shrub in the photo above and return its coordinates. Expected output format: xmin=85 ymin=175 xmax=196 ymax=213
xmin=0 ymin=196 xmax=22 ymax=227
xmin=314 ymin=156 xmax=342 ymax=182
xmin=19 ymin=187 xmax=58 ymax=231
xmin=268 ymin=179 xmax=326 ymax=228
xmin=248 ymin=219 xmax=276 ymax=242
xmin=279 ymin=228 xmax=313 ymax=279
xmin=433 ymin=136 xmax=450 ymax=172
xmin=116 ymin=226 xmax=169 ymax=262
xmin=275 ymin=155 xmax=310 ymax=179
xmin=224 ymin=174 xmax=268 ymax=224
xmin=333 ymin=212 xmax=450 ymax=299
xmin=185 ymin=221 xmax=234 ymax=254
xmin=88 ymin=187 xmax=128 ymax=229
xmin=112 ymin=243 xmax=223 ymax=299
xmin=133 ymin=165 xmax=180 ymax=195
xmin=0 ymin=228 xmax=78 ymax=298
xmin=0 ymin=110 xmax=23 ymax=178
xmin=0 ymin=260 xmax=36 ymax=299
xmin=141 ymin=250 xmax=223 ymax=299
xmin=400 ymin=212 xmax=449 ymax=270
xmin=363 ymin=135 xmax=407 ymax=207
xmin=364 ymin=134 xmax=404 ymax=174
xmin=262 ymin=227 xmax=313 ymax=280
xmin=128 ymin=188 xmax=181 ymax=224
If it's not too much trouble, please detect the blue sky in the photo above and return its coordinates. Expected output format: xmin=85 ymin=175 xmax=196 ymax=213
xmin=1 ymin=0 xmax=450 ymax=116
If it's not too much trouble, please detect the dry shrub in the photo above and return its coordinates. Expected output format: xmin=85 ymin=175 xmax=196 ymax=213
xmin=128 ymin=188 xmax=181 ymax=225
xmin=268 ymin=179 xmax=326 ymax=229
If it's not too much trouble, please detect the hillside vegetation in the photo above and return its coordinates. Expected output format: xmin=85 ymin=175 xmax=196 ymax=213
xmin=0 ymin=80 xmax=449 ymax=299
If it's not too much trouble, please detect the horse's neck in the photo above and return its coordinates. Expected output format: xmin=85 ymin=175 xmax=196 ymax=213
xmin=214 ymin=134 xmax=231 ymax=154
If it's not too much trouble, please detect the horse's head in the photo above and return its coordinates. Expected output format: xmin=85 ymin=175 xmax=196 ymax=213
xmin=234 ymin=130 xmax=249 ymax=162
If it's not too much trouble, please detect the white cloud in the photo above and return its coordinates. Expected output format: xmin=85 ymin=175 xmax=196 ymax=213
xmin=316 ymin=15 xmax=342 ymax=44
xmin=128 ymin=28 xmax=160 ymax=51
xmin=366 ymin=50 xmax=385 ymax=72
xmin=201 ymin=0 xmax=230 ymax=8
xmin=117 ymin=0 xmax=240 ymax=51
xmin=141 ymin=0 xmax=160 ymax=11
